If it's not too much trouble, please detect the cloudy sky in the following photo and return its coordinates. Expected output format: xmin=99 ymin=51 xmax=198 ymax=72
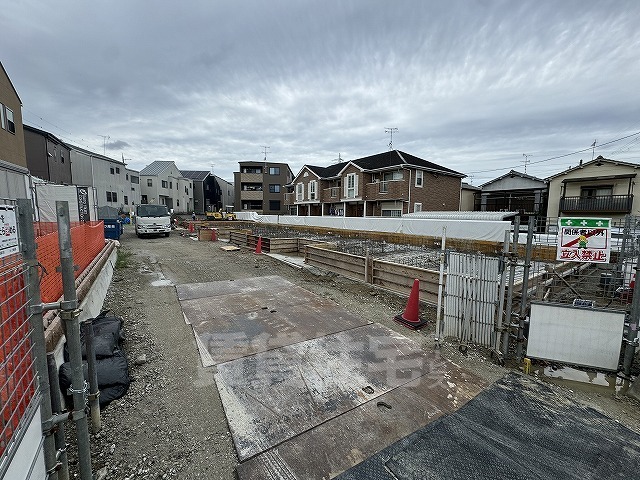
xmin=3 ymin=0 xmax=640 ymax=184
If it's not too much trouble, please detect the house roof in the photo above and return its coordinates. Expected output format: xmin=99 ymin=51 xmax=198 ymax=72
xmin=180 ymin=170 xmax=210 ymax=181
xmin=140 ymin=161 xmax=177 ymax=176
xmin=23 ymin=124 xmax=67 ymax=146
xmin=461 ymin=182 xmax=481 ymax=191
xmin=0 ymin=61 xmax=21 ymax=105
xmin=299 ymin=150 xmax=464 ymax=181
xmin=479 ymin=169 xmax=547 ymax=188
xmin=545 ymin=156 xmax=640 ymax=181
xmin=66 ymin=143 xmax=124 ymax=164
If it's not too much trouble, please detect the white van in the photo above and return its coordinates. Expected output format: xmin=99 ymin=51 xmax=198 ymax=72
xmin=134 ymin=204 xmax=171 ymax=237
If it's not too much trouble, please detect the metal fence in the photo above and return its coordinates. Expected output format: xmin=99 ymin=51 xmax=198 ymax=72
xmin=0 ymin=252 xmax=37 ymax=459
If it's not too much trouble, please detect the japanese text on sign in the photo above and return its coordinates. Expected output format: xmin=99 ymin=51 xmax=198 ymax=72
xmin=556 ymin=217 xmax=611 ymax=264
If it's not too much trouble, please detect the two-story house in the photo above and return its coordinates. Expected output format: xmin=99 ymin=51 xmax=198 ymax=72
xmin=477 ymin=170 xmax=548 ymax=226
xmin=547 ymin=156 xmax=640 ymax=225
xmin=69 ymin=145 xmax=138 ymax=213
xmin=0 ymin=61 xmax=30 ymax=199
xmin=234 ymin=161 xmax=293 ymax=214
xmin=180 ymin=171 xmax=235 ymax=215
xmin=286 ymin=150 xmax=464 ymax=217
xmin=23 ymin=124 xmax=72 ymax=185
xmin=139 ymin=161 xmax=192 ymax=213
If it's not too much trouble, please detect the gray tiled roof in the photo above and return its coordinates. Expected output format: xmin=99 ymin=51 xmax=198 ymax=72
xmin=140 ymin=161 xmax=176 ymax=176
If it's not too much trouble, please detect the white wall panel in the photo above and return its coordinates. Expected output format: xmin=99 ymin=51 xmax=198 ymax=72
xmin=527 ymin=302 xmax=625 ymax=371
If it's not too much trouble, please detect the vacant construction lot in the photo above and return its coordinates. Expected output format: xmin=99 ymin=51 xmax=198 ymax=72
xmin=70 ymin=227 xmax=640 ymax=479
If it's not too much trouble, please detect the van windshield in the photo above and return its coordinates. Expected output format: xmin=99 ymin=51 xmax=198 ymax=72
xmin=137 ymin=205 xmax=169 ymax=217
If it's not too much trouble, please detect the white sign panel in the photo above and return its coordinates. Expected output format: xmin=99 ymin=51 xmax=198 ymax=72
xmin=556 ymin=217 xmax=611 ymax=263
xmin=527 ymin=302 xmax=625 ymax=371
xmin=0 ymin=205 xmax=19 ymax=259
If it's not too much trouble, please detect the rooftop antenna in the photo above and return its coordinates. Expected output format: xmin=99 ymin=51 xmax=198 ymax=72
xmin=333 ymin=153 xmax=342 ymax=164
xmin=467 ymin=174 xmax=474 ymax=185
xmin=385 ymin=127 xmax=398 ymax=150
xmin=591 ymin=139 xmax=597 ymax=160
xmin=98 ymin=134 xmax=110 ymax=155
xmin=522 ymin=153 xmax=531 ymax=174
xmin=261 ymin=145 xmax=270 ymax=162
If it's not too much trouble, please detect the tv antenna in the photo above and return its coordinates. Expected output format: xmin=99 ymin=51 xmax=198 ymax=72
xmin=385 ymin=127 xmax=398 ymax=150
xmin=591 ymin=139 xmax=597 ymax=160
xmin=261 ymin=145 xmax=270 ymax=162
xmin=98 ymin=135 xmax=110 ymax=155
xmin=522 ymin=154 xmax=531 ymax=173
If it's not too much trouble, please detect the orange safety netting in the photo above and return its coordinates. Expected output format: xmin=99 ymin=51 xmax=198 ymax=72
xmin=35 ymin=221 xmax=106 ymax=303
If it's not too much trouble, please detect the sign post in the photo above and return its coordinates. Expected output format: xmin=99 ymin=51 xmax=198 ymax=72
xmin=556 ymin=217 xmax=611 ymax=263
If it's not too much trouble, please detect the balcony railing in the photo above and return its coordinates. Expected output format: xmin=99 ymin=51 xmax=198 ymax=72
xmin=560 ymin=194 xmax=633 ymax=213
xmin=323 ymin=187 xmax=340 ymax=198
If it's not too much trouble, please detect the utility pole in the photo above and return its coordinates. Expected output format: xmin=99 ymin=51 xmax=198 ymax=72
xmin=591 ymin=139 xmax=597 ymax=160
xmin=522 ymin=154 xmax=531 ymax=174
xmin=385 ymin=127 xmax=398 ymax=150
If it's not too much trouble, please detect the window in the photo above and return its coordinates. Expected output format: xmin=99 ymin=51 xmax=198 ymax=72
xmin=185 ymin=186 xmax=188 ymax=194
xmin=162 ymin=180 xmax=168 ymax=188
xmin=141 ymin=195 xmax=148 ymax=203
xmin=309 ymin=181 xmax=317 ymax=200
xmin=269 ymin=167 xmax=280 ymax=175
xmin=5 ymin=107 xmax=15 ymax=134
xmin=116 ymin=167 xmax=120 ymax=174
xmin=296 ymin=183 xmax=304 ymax=201
xmin=415 ymin=170 xmax=423 ymax=187
xmin=414 ymin=202 xmax=422 ymax=212
xmin=106 ymin=192 xmax=112 ymax=202
xmin=110 ymin=167 xmax=115 ymax=175
xmin=177 ymin=200 xmax=180 ymax=207
xmin=269 ymin=200 xmax=281 ymax=211
xmin=0 ymin=103 xmax=5 ymax=129
xmin=126 ymin=174 xmax=129 ymax=180
xmin=147 ymin=179 xmax=152 ymax=187
xmin=124 ymin=196 xmax=129 ymax=205
xmin=269 ymin=184 xmax=280 ymax=193
xmin=106 ymin=191 xmax=118 ymax=202
xmin=345 ymin=173 xmax=357 ymax=198
xmin=581 ymin=186 xmax=613 ymax=197
xmin=381 ymin=202 xmax=402 ymax=217
xmin=383 ymin=170 xmax=403 ymax=181
xmin=60 ymin=154 xmax=65 ymax=164
xmin=131 ymin=176 xmax=139 ymax=184
xmin=169 ymin=181 xmax=172 ymax=189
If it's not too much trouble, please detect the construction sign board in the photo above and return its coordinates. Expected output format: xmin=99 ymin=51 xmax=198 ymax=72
xmin=0 ymin=205 xmax=19 ymax=260
xmin=556 ymin=217 xmax=611 ymax=263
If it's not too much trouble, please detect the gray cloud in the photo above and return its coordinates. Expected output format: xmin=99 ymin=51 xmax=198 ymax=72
xmin=3 ymin=0 xmax=639 ymax=185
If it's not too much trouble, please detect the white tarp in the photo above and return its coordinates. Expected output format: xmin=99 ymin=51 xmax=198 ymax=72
xmin=34 ymin=183 xmax=97 ymax=222
xmin=235 ymin=212 xmax=510 ymax=242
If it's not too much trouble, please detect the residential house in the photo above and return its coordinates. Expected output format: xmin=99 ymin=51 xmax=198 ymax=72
xmin=477 ymin=170 xmax=548 ymax=225
xmin=69 ymin=145 xmax=137 ymax=213
xmin=547 ymin=156 xmax=640 ymax=225
xmin=23 ymin=124 xmax=72 ymax=184
xmin=234 ymin=161 xmax=293 ymax=214
xmin=0 ymin=61 xmax=30 ymax=199
xmin=125 ymin=167 xmax=141 ymax=213
xmin=460 ymin=182 xmax=481 ymax=211
xmin=180 ymin=171 xmax=234 ymax=215
xmin=285 ymin=150 xmax=464 ymax=217
xmin=139 ymin=161 xmax=192 ymax=213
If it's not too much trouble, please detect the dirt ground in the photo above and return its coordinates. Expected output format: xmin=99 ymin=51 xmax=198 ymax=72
xmin=68 ymin=226 xmax=640 ymax=479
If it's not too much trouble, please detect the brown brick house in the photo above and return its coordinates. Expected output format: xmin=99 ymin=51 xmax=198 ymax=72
xmin=286 ymin=150 xmax=464 ymax=217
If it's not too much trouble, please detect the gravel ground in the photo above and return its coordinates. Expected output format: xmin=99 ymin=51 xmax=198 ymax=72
xmin=66 ymin=226 xmax=640 ymax=479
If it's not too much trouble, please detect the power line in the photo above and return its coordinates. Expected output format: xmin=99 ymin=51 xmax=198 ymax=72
xmin=467 ymin=130 xmax=640 ymax=175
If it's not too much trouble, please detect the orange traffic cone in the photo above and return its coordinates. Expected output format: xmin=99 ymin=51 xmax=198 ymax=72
xmin=255 ymin=236 xmax=263 ymax=254
xmin=393 ymin=279 xmax=427 ymax=330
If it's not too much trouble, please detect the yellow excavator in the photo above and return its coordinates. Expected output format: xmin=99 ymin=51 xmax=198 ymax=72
xmin=206 ymin=206 xmax=236 ymax=221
